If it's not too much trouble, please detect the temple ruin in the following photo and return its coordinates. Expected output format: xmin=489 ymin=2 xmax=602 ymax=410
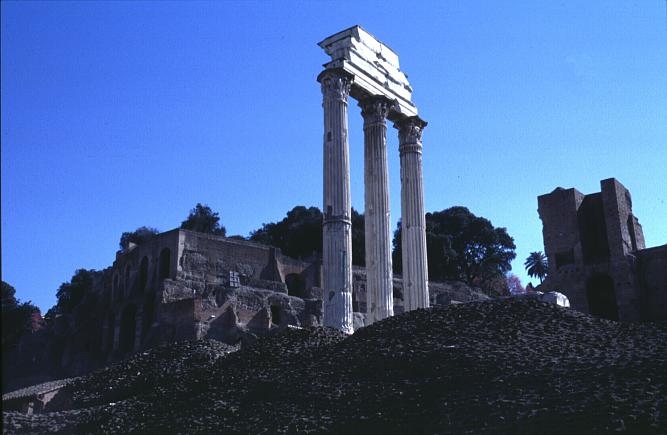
xmin=318 ymin=26 xmax=429 ymax=332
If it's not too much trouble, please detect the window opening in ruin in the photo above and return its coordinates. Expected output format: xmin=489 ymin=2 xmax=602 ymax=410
xmin=138 ymin=256 xmax=149 ymax=293
xmin=270 ymin=305 xmax=281 ymax=326
xmin=285 ymin=273 xmax=307 ymax=298
xmin=229 ymin=271 xmax=240 ymax=288
xmin=586 ymin=273 xmax=619 ymax=321
xmin=119 ymin=305 xmax=137 ymax=353
xmin=555 ymin=249 xmax=575 ymax=269
xmin=577 ymin=194 xmax=610 ymax=264
xmin=159 ymin=248 xmax=171 ymax=280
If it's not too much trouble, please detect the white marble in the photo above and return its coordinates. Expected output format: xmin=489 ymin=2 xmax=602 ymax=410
xmin=319 ymin=69 xmax=355 ymax=334
xmin=396 ymin=117 xmax=430 ymax=311
xmin=360 ymin=96 xmax=394 ymax=324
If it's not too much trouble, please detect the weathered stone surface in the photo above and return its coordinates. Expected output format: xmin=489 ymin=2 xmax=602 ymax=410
xmin=538 ymin=178 xmax=667 ymax=321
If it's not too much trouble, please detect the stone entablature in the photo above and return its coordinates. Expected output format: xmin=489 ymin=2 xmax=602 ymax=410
xmin=318 ymin=26 xmax=417 ymax=118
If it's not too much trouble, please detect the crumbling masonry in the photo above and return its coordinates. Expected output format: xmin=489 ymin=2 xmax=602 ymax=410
xmin=538 ymin=178 xmax=667 ymax=321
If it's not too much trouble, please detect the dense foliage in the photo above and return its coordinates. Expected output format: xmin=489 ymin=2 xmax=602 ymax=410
xmin=119 ymin=226 xmax=160 ymax=251
xmin=249 ymin=206 xmax=366 ymax=265
xmin=1 ymin=281 xmax=39 ymax=353
xmin=54 ymin=269 xmax=95 ymax=314
xmin=180 ymin=203 xmax=227 ymax=236
xmin=393 ymin=207 xmax=516 ymax=293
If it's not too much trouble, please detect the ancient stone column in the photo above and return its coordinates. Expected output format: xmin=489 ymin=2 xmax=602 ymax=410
xmin=359 ymin=96 xmax=394 ymax=324
xmin=395 ymin=116 xmax=429 ymax=311
xmin=318 ymin=69 xmax=354 ymax=334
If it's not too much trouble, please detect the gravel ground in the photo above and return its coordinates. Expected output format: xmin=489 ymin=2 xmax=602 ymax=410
xmin=4 ymin=298 xmax=666 ymax=434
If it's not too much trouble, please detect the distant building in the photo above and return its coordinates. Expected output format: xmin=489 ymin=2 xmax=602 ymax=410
xmin=538 ymin=178 xmax=667 ymax=321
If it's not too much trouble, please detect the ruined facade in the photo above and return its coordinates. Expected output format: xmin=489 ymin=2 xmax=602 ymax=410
xmin=4 ymin=229 xmax=488 ymax=390
xmin=538 ymin=178 xmax=667 ymax=321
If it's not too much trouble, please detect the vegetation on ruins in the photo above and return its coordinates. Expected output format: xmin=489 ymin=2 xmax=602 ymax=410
xmin=119 ymin=226 xmax=160 ymax=251
xmin=53 ymin=269 xmax=95 ymax=315
xmin=524 ymin=251 xmax=548 ymax=283
xmin=249 ymin=206 xmax=366 ymax=265
xmin=393 ymin=206 xmax=516 ymax=295
xmin=2 ymin=281 xmax=39 ymax=353
xmin=180 ymin=203 xmax=227 ymax=236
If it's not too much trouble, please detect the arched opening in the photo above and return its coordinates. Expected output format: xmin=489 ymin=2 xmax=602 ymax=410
xmin=586 ymin=273 xmax=619 ymax=320
xmin=106 ymin=313 xmax=115 ymax=352
xmin=138 ymin=256 xmax=149 ymax=293
xmin=285 ymin=273 xmax=307 ymax=298
xmin=119 ymin=305 xmax=137 ymax=353
xmin=159 ymin=248 xmax=171 ymax=280
xmin=142 ymin=294 xmax=155 ymax=342
xmin=113 ymin=273 xmax=120 ymax=302
xmin=124 ymin=264 xmax=132 ymax=295
xmin=270 ymin=305 xmax=281 ymax=326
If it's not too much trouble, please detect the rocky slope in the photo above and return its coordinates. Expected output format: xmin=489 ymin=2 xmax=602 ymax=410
xmin=4 ymin=298 xmax=666 ymax=433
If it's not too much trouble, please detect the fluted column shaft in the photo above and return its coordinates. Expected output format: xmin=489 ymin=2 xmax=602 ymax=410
xmin=319 ymin=69 xmax=354 ymax=334
xmin=396 ymin=117 xmax=429 ymax=311
xmin=360 ymin=97 xmax=394 ymax=324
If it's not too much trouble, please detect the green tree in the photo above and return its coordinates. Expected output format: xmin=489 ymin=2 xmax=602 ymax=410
xmin=250 ymin=206 xmax=366 ymax=265
xmin=119 ymin=226 xmax=160 ymax=251
xmin=393 ymin=206 xmax=516 ymax=293
xmin=524 ymin=251 xmax=548 ymax=283
xmin=180 ymin=203 xmax=226 ymax=236
xmin=2 ymin=281 xmax=39 ymax=352
xmin=55 ymin=269 xmax=95 ymax=314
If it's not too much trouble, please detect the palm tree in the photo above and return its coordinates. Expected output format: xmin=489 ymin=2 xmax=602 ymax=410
xmin=524 ymin=251 xmax=548 ymax=283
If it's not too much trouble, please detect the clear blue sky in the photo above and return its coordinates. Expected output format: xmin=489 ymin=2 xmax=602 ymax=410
xmin=2 ymin=1 xmax=666 ymax=311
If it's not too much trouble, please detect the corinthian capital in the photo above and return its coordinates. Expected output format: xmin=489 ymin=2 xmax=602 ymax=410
xmin=359 ymin=96 xmax=395 ymax=126
xmin=395 ymin=116 xmax=428 ymax=145
xmin=318 ymin=69 xmax=353 ymax=101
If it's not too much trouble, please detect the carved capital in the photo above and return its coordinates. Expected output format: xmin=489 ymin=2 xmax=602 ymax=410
xmin=318 ymin=69 xmax=353 ymax=102
xmin=395 ymin=116 xmax=428 ymax=146
xmin=359 ymin=96 xmax=395 ymax=126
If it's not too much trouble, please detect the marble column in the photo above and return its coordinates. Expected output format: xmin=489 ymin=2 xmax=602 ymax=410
xmin=318 ymin=69 xmax=354 ymax=334
xmin=359 ymin=96 xmax=394 ymax=324
xmin=395 ymin=116 xmax=429 ymax=311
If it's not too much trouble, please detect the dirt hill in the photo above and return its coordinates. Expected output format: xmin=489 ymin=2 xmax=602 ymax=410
xmin=4 ymin=298 xmax=666 ymax=433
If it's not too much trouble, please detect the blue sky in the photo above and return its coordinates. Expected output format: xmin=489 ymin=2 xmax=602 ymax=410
xmin=2 ymin=1 xmax=666 ymax=311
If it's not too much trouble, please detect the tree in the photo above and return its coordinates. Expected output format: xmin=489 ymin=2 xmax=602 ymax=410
xmin=119 ymin=226 xmax=159 ymax=251
xmin=506 ymin=273 xmax=525 ymax=295
xmin=2 ymin=281 xmax=39 ymax=352
xmin=250 ymin=205 xmax=366 ymax=265
xmin=55 ymin=269 xmax=95 ymax=314
xmin=180 ymin=203 xmax=226 ymax=236
xmin=524 ymin=251 xmax=548 ymax=283
xmin=393 ymin=206 xmax=516 ymax=293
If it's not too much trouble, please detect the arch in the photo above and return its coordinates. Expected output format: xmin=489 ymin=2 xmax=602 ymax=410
xmin=124 ymin=264 xmax=132 ymax=296
xmin=159 ymin=248 xmax=171 ymax=280
xmin=142 ymin=294 xmax=155 ymax=342
xmin=270 ymin=305 xmax=281 ymax=326
xmin=138 ymin=256 xmax=149 ymax=293
xmin=106 ymin=312 xmax=116 ymax=352
xmin=119 ymin=305 xmax=137 ymax=353
xmin=586 ymin=273 xmax=619 ymax=320
xmin=285 ymin=273 xmax=307 ymax=298
xmin=113 ymin=273 xmax=120 ymax=302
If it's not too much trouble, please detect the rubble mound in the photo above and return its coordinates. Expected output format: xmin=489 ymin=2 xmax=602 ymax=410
xmin=4 ymin=298 xmax=667 ymax=433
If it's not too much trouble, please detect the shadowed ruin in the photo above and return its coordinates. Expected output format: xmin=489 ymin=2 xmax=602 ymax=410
xmin=538 ymin=178 xmax=667 ymax=321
